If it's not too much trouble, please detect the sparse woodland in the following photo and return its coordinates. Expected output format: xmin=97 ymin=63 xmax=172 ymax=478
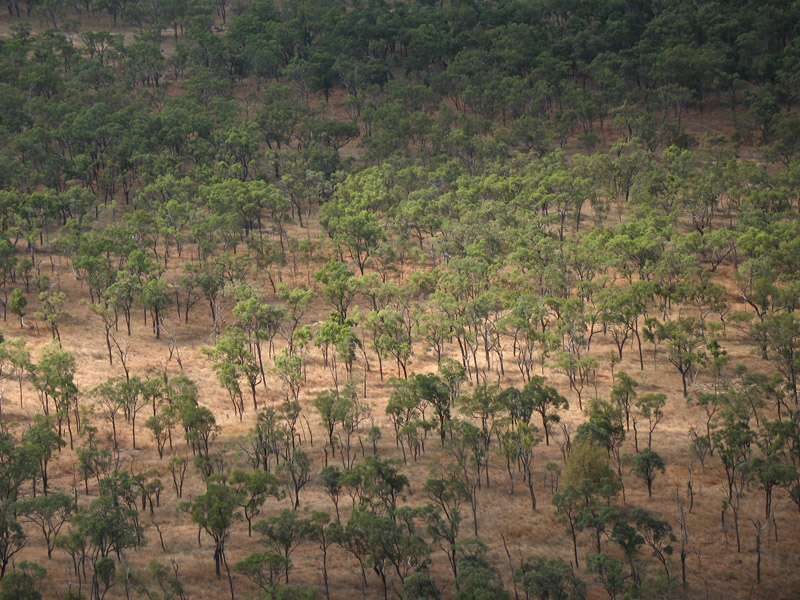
xmin=1 ymin=1 xmax=800 ymax=599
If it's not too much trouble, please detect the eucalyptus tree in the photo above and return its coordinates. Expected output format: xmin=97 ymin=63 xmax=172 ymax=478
xmin=231 ymin=469 xmax=283 ymax=538
xmin=365 ymin=307 xmax=414 ymax=380
xmin=277 ymin=449 xmax=313 ymax=510
xmin=315 ymin=313 xmax=361 ymax=388
xmin=319 ymin=168 xmax=391 ymax=275
xmin=17 ymin=492 xmax=75 ymax=559
xmin=446 ymin=420 xmax=487 ymax=537
xmin=31 ymin=342 xmax=78 ymax=446
xmin=554 ymin=442 xmax=623 ymax=566
xmin=0 ymin=503 xmax=25 ymax=579
xmin=521 ymin=376 xmax=569 ymax=446
xmin=497 ymin=422 xmax=540 ymax=509
xmin=712 ymin=394 xmax=754 ymax=552
xmin=610 ymin=371 xmax=638 ymax=433
xmin=652 ymin=317 xmax=707 ymax=397
xmin=753 ymin=312 xmax=800 ymax=406
xmin=516 ymin=555 xmax=586 ymax=600
xmin=203 ymin=327 xmax=261 ymax=418
xmin=632 ymin=449 xmax=666 ymax=498
xmin=499 ymin=290 xmax=551 ymax=383
xmin=422 ymin=475 xmax=469 ymax=588
xmin=232 ymin=288 xmax=286 ymax=376
xmin=277 ymin=285 xmax=316 ymax=356
xmin=633 ymin=393 xmax=666 ymax=451
xmin=255 ymin=509 xmax=313 ymax=583
xmin=180 ymin=477 xmax=241 ymax=598
xmin=315 ymin=259 xmax=358 ymax=324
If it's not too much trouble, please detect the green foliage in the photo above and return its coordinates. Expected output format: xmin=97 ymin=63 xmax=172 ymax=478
xmin=0 ymin=561 xmax=46 ymax=600
xmin=0 ymin=500 xmax=25 ymax=578
xmin=9 ymin=289 xmax=26 ymax=327
xmin=516 ymin=555 xmax=586 ymax=600
xmin=16 ymin=492 xmax=75 ymax=559
xmin=179 ymin=478 xmax=241 ymax=577
xmin=455 ymin=538 xmax=508 ymax=600
xmin=521 ymin=376 xmax=569 ymax=446
xmin=585 ymin=553 xmax=625 ymax=600
xmin=631 ymin=449 xmax=666 ymax=497
xmin=21 ymin=414 xmax=65 ymax=495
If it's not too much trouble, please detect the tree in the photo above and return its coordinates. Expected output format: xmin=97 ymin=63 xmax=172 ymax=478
xmin=314 ymin=389 xmax=343 ymax=458
xmin=0 ymin=501 xmax=25 ymax=578
xmin=4 ymin=338 xmax=30 ymax=407
xmin=255 ymin=509 xmax=312 ymax=583
xmin=144 ymin=407 xmax=175 ymax=459
xmin=522 ymin=376 xmax=569 ymax=446
xmin=9 ymin=289 xmax=26 ymax=328
xmin=232 ymin=292 xmax=285 ymax=380
xmin=414 ymin=362 xmax=466 ymax=445
xmin=31 ymin=343 xmax=78 ymax=446
xmin=366 ymin=308 xmax=414 ymax=380
xmin=179 ymin=478 xmax=241 ymax=598
xmin=359 ymin=455 xmax=409 ymax=516
xmin=0 ymin=428 xmax=35 ymax=503
xmin=745 ymin=454 xmax=793 ymax=520
xmin=585 ymin=553 xmax=625 ymax=600
xmin=277 ymin=449 xmax=312 ymax=510
xmin=69 ymin=486 xmax=146 ymax=598
xmin=273 ymin=350 xmax=305 ymax=407
xmin=446 ymin=421 xmax=486 ymax=537
xmin=455 ymin=538 xmax=508 ymax=600
xmin=423 ymin=476 xmax=469 ymax=589
xmin=309 ymin=511 xmax=336 ymax=600
xmin=753 ymin=312 xmax=800 ymax=405
xmin=576 ymin=400 xmax=626 ymax=499
xmin=316 ymin=314 xmax=362 ymax=387
xmin=633 ymin=394 xmax=665 ymax=451
xmin=34 ymin=288 xmax=67 ymax=341
xmin=403 ymin=572 xmax=441 ymax=600
xmin=652 ymin=318 xmax=706 ymax=397
xmin=93 ymin=377 xmax=126 ymax=450
xmin=630 ymin=508 xmax=676 ymax=582
xmin=230 ymin=469 xmax=282 ymax=537
xmin=516 ymin=555 xmax=586 ymax=600
xmin=555 ymin=442 xmax=623 ymax=563
xmin=133 ymin=560 xmax=189 ymax=600
xmin=277 ymin=286 xmax=316 ymax=356
xmin=75 ymin=425 xmax=112 ymax=495
xmin=234 ymin=551 xmax=309 ymax=600
xmin=0 ymin=561 xmax=46 ymax=600
xmin=551 ymin=484 xmax=582 ymax=571
xmin=497 ymin=423 xmax=540 ymax=508
xmin=22 ymin=415 xmax=65 ymax=496
xmin=16 ymin=492 xmax=75 ymax=559
xmin=118 ymin=376 xmax=150 ymax=450
xmin=140 ymin=277 xmax=172 ymax=339
xmin=315 ymin=260 xmax=357 ymax=323
xmin=610 ymin=372 xmax=638 ymax=433
xmin=320 ymin=466 xmax=343 ymax=522
xmin=631 ymin=449 xmax=665 ymax=498
xmin=711 ymin=396 xmax=753 ymax=552
xmin=320 ymin=168 xmax=388 ymax=275
xmin=203 ymin=327 xmax=262 ymax=418
xmin=179 ymin=400 xmax=219 ymax=459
